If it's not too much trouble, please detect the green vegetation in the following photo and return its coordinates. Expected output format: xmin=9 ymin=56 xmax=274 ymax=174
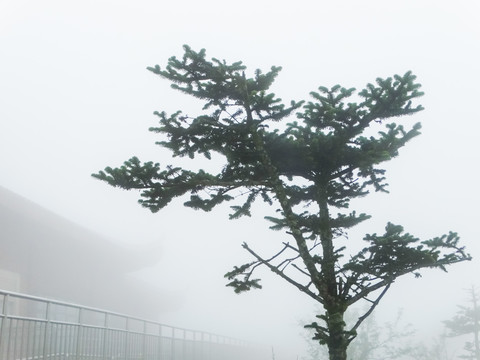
xmin=93 ymin=46 xmax=471 ymax=359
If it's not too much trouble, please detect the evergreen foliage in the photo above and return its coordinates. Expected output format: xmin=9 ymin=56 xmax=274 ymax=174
xmin=93 ymin=46 xmax=471 ymax=360
xmin=444 ymin=286 xmax=480 ymax=359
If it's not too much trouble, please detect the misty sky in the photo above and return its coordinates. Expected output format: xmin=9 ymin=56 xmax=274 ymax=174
xmin=1 ymin=1 xmax=479 ymax=359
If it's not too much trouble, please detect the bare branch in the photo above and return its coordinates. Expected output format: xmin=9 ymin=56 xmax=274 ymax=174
xmin=278 ymin=255 xmax=301 ymax=272
xmin=346 ymin=282 xmax=392 ymax=345
xmin=291 ymin=263 xmax=311 ymax=277
xmin=282 ymin=242 xmax=300 ymax=253
xmin=242 ymin=242 xmax=323 ymax=304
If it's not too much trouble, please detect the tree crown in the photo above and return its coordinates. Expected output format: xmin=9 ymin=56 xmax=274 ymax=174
xmin=93 ymin=46 xmax=471 ymax=356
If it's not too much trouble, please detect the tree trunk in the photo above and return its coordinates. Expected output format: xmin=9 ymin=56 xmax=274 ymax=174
xmin=328 ymin=342 xmax=347 ymax=360
xmin=326 ymin=310 xmax=348 ymax=360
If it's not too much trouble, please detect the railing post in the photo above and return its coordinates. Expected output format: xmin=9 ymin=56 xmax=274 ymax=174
xmin=125 ymin=317 xmax=129 ymax=359
xmin=158 ymin=324 xmax=163 ymax=360
xmin=207 ymin=333 xmax=211 ymax=360
xmin=143 ymin=320 xmax=147 ymax=360
xmin=200 ymin=331 xmax=205 ymax=360
xmin=0 ymin=294 xmax=9 ymax=359
xmin=103 ymin=312 xmax=109 ymax=359
xmin=43 ymin=301 xmax=51 ymax=360
xmin=171 ymin=327 xmax=175 ymax=360
xmin=182 ymin=329 xmax=186 ymax=360
xmin=75 ymin=307 xmax=83 ymax=360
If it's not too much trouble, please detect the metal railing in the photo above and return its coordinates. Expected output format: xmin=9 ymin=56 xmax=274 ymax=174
xmin=0 ymin=290 xmax=264 ymax=360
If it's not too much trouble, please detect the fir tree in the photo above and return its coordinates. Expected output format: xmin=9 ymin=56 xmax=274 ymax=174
xmin=93 ymin=46 xmax=471 ymax=360
xmin=444 ymin=286 xmax=480 ymax=359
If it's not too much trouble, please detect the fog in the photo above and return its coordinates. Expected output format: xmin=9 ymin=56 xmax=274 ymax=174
xmin=1 ymin=1 xmax=479 ymax=359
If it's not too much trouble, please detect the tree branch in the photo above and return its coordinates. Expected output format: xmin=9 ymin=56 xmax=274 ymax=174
xmin=242 ymin=242 xmax=324 ymax=304
xmin=347 ymin=282 xmax=392 ymax=344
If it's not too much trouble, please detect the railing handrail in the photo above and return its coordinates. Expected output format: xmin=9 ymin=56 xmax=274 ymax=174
xmin=0 ymin=289 xmax=244 ymax=345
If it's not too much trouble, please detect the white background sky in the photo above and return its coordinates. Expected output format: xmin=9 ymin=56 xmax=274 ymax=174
xmin=1 ymin=1 xmax=479 ymax=359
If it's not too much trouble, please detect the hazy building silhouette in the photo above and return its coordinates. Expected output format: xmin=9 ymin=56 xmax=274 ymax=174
xmin=0 ymin=186 xmax=166 ymax=319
